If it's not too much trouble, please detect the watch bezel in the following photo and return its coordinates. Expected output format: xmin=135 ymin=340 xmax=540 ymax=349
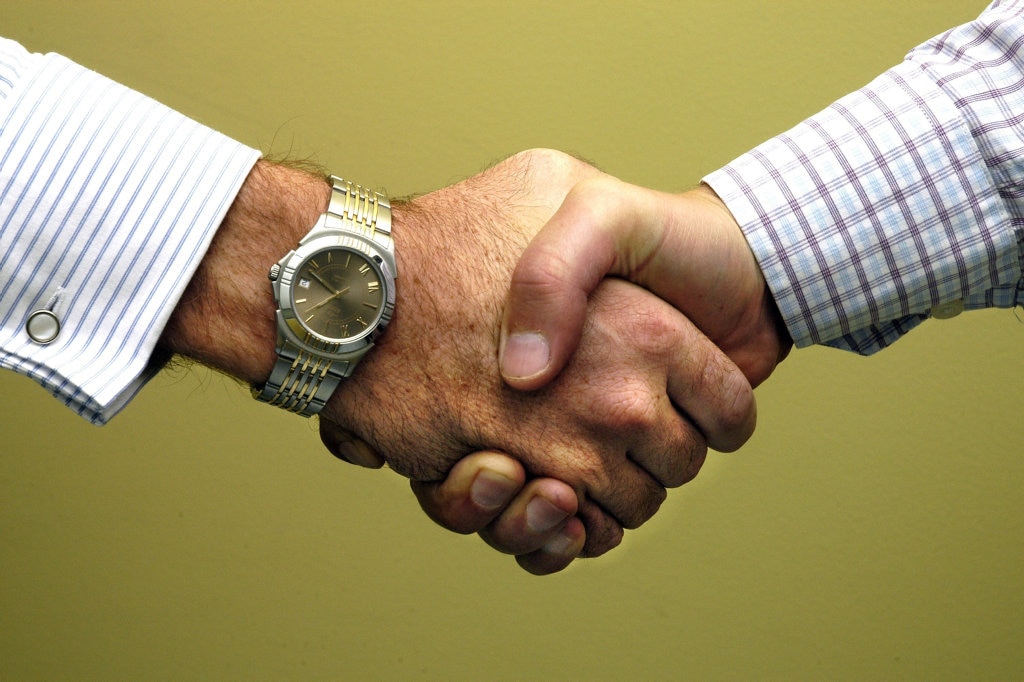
xmin=273 ymin=232 xmax=396 ymax=360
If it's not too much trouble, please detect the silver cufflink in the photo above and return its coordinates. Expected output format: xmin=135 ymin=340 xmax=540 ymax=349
xmin=26 ymin=308 xmax=61 ymax=344
xmin=26 ymin=288 xmax=65 ymax=345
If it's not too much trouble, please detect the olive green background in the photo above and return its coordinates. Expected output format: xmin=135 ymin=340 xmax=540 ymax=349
xmin=2 ymin=1 xmax=1022 ymax=679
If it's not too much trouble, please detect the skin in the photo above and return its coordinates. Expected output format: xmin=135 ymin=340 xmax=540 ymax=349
xmin=414 ymin=177 xmax=796 ymax=573
xmin=498 ymin=177 xmax=792 ymax=391
xmin=160 ymin=150 xmax=760 ymax=572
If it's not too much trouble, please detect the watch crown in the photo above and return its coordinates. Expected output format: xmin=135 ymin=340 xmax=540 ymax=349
xmin=268 ymin=263 xmax=281 ymax=281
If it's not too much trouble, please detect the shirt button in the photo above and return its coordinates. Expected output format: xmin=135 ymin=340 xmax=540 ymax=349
xmin=26 ymin=309 xmax=61 ymax=344
xmin=931 ymin=299 xmax=965 ymax=320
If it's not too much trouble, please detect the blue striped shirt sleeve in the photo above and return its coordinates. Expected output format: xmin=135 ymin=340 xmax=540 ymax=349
xmin=704 ymin=1 xmax=1024 ymax=354
xmin=0 ymin=37 xmax=261 ymax=424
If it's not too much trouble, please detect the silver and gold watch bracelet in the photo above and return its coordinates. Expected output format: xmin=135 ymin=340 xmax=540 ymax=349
xmin=252 ymin=176 xmax=392 ymax=416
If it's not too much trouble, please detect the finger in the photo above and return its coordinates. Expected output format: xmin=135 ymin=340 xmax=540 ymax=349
xmin=499 ymin=176 xmax=666 ymax=391
xmin=319 ymin=418 xmax=385 ymax=468
xmin=577 ymin=499 xmax=625 ymax=558
xmin=590 ymin=282 xmax=755 ymax=471
xmin=514 ymin=516 xmax=586 ymax=575
xmin=665 ymin=316 xmax=757 ymax=453
xmin=586 ymin=454 xmax=670 ymax=529
xmin=478 ymin=478 xmax=580 ymax=555
xmin=625 ymin=413 xmax=709 ymax=490
xmin=410 ymin=452 xmax=526 ymax=535
xmin=549 ymin=282 xmax=704 ymax=499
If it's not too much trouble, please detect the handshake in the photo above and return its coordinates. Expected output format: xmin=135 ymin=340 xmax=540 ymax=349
xmin=163 ymin=148 xmax=793 ymax=575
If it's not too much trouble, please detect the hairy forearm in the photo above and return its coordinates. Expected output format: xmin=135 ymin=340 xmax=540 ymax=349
xmin=159 ymin=160 xmax=331 ymax=384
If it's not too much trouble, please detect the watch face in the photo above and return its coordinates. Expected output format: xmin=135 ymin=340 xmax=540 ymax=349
xmin=291 ymin=248 xmax=385 ymax=342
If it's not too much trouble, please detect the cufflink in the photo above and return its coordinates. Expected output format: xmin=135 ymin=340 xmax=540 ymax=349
xmin=26 ymin=309 xmax=61 ymax=344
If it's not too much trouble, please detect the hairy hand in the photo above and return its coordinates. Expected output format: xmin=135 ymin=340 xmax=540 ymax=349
xmin=319 ymin=150 xmax=757 ymax=558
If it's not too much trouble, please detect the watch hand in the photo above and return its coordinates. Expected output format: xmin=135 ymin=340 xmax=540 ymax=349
xmin=308 ymin=269 xmax=340 ymax=295
xmin=309 ymin=286 xmax=351 ymax=311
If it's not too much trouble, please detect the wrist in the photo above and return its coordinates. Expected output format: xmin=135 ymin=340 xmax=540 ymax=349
xmin=159 ymin=160 xmax=331 ymax=385
xmin=691 ymin=183 xmax=793 ymax=381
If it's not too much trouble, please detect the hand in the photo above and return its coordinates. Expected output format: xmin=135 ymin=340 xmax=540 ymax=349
xmin=320 ymin=426 xmax=586 ymax=575
xmin=318 ymin=150 xmax=758 ymax=559
xmin=161 ymin=154 xmax=759 ymax=571
xmin=497 ymin=178 xmax=793 ymax=391
xmin=163 ymin=158 xmax=596 ymax=572
xmin=412 ymin=452 xmax=587 ymax=575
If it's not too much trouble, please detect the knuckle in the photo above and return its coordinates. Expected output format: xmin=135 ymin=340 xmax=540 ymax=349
xmin=577 ymin=503 xmax=624 ymax=558
xmin=629 ymin=306 xmax=679 ymax=358
xmin=511 ymin=147 xmax=582 ymax=175
xmin=647 ymin=420 xmax=709 ymax=490
xmin=721 ymin=379 xmax=756 ymax=444
xmin=702 ymin=356 xmax=757 ymax=452
xmin=620 ymin=481 xmax=667 ymax=529
xmin=617 ymin=393 xmax=661 ymax=433
xmin=590 ymin=385 xmax=661 ymax=435
xmin=567 ymin=453 xmax=613 ymax=499
xmin=682 ymin=446 xmax=709 ymax=485
xmin=660 ymin=453 xmax=696 ymax=489
xmin=678 ymin=439 xmax=709 ymax=486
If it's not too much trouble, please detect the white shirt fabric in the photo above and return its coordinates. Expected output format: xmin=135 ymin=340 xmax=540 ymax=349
xmin=0 ymin=38 xmax=260 ymax=424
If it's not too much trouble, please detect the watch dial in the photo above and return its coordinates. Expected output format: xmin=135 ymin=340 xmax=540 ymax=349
xmin=292 ymin=249 xmax=385 ymax=341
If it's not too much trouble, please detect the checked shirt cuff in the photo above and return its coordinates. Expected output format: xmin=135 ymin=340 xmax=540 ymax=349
xmin=705 ymin=60 xmax=1020 ymax=355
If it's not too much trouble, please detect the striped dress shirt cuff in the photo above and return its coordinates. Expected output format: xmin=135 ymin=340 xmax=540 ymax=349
xmin=704 ymin=1 xmax=1024 ymax=354
xmin=0 ymin=38 xmax=261 ymax=423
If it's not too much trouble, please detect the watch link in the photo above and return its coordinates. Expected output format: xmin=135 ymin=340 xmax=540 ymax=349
xmin=253 ymin=176 xmax=396 ymax=416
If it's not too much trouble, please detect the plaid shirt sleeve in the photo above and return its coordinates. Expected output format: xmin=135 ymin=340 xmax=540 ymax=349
xmin=704 ymin=0 xmax=1024 ymax=354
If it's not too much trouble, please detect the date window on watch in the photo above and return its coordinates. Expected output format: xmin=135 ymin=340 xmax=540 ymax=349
xmin=298 ymin=278 xmax=312 ymax=289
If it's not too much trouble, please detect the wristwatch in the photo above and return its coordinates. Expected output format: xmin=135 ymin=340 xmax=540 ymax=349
xmin=252 ymin=176 xmax=396 ymax=416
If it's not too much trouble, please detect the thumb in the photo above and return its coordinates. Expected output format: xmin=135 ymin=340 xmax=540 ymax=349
xmin=500 ymin=177 xmax=665 ymax=391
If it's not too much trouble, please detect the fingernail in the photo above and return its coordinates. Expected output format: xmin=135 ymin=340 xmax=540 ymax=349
xmin=501 ymin=331 xmax=550 ymax=379
xmin=526 ymin=497 xmax=569 ymax=533
xmin=471 ymin=470 xmax=518 ymax=510
xmin=542 ymin=528 xmax=577 ymax=556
